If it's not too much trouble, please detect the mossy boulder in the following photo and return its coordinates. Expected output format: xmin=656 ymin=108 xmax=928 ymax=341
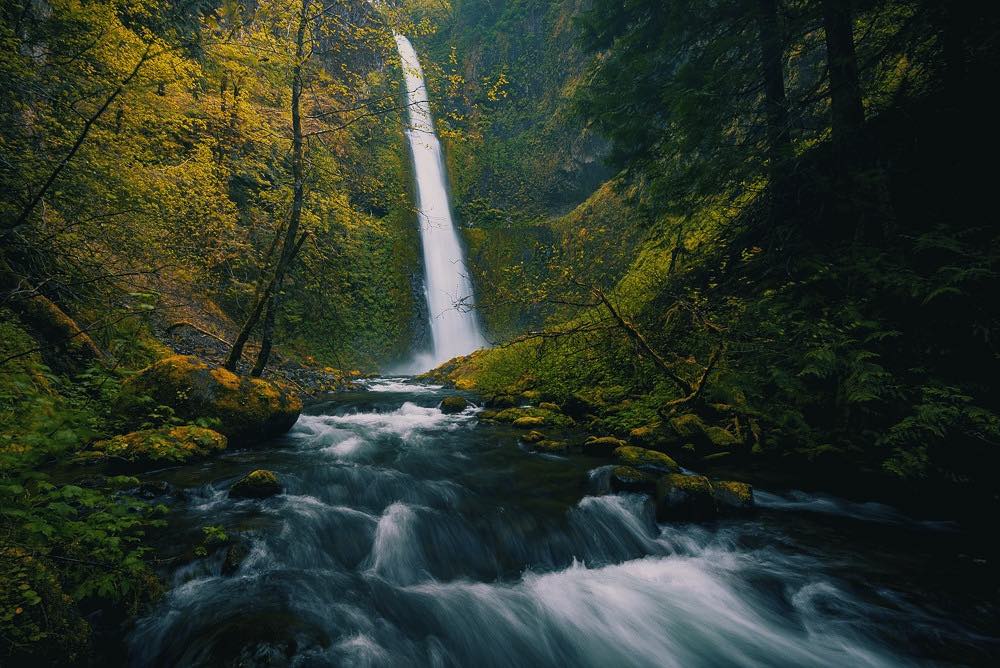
xmin=655 ymin=474 xmax=716 ymax=520
xmin=513 ymin=415 xmax=545 ymax=428
xmin=610 ymin=466 xmax=657 ymax=494
xmin=613 ymin=445 xmax=679 ymax=473
xmin=118 ymin=355 xmax=302 ymax=445
xmin=0 ymin=547 xmax=90 ymax=666
xmin=669 ymin=413 xmax=740 ymax=450
xmin=670 ymin=414 xmax=708 ymax=439
xmin=81 ymin=425 xmax=227 ymax=471
xmin=562 ymin=392 xmax=598 ymax=418
xmin=705 ymin=426 xmax=740 ymax=448
xmin=494 ymin=406 xmax=574 ymax=428
xmin=229 ymin=470 xmax=282 ymax=499
xmin=712 ymin=481 xmax=754 ymax=511
xmin=477 ymin=409 xmax=499 ymax=421
xmin=486 ymin=393 xmax=518 ymax=408
xmin=533 ymin=439 xmax=569 ymax=453
xmin=538 ymin=402 xmax=561 ymax=412
xmin=520 ymin=390 xmax=543 ymax=403
xmin=439 ymin=395 xmax=469 ymax=414
xmin=582 ymin=436 xmax=627 ymax=456
xmin=521 ymin=430 xmax=546 ymax=443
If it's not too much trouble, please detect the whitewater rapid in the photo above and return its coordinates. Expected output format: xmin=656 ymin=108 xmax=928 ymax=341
xmin=128 ymin=380 xmax=995 ymax=666
xmin=395 ymin=35 xmax=486 ymax=369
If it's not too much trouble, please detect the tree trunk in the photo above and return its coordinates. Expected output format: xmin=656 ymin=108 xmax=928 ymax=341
xmin=821 ymin=0 xmax=864 ymax=146
xmin=756 ymin=0 xmax=792 ymax=183
xmin=224 ymin=0 xmax=310 ymax=373
xmin=251 ymin=230 xmax=307 ymax=377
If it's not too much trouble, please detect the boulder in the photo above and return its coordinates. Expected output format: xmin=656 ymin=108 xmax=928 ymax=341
xmin=609 ymin=466 xmax=657 ymax=494
xmin=221 ymin=542 xmax=251 ymax=576
xmin=478 ymin=409 xmax=499 ymax=421
xmin=520 ymin=390 xmax=543 ymax=403
xmin=613 ymin=445 xmax=679 ymax=473
xmin=533 ymin=439 xmax=569 ymax=453
xmin=711 ymin=481 xmax=754 ymax=511
xmin=439 ymin=395 xmax=469 ymax=414
xmin=670 ymin=414 xmax=708 ymax=440
xmin=513 ymin=416 xmax=545 ymax=428
xmin=562 ymin=392 xmax=598 ymax=418
xmin=582 ymin=436 xmax=627 ymax=456
xmin=538 ymin=402 xmax=561 ymax=412
xmin=655 ymin=474 xmax=716 ymax=520
xmin=705 ymin=426 xmax=740 ymax=448
xmin=118 ymin=355 xmax=302 ymax=445
xmin=80 ymin=426 xmax=227 ymax=471
xmin=230 ymin=470 xmax=283 ymax=499
xmin=487 ymin=393 xmax=518 ymax=408
xmin=521 ymin=430 xmax=546 ymax=443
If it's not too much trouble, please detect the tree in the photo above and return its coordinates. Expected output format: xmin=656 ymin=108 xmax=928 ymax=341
xmin=820 ymin=0 xmax=864 ymax=147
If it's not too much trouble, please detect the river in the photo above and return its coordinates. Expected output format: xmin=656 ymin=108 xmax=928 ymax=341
xmin=128 ymin=379 xmax=997 ymax=666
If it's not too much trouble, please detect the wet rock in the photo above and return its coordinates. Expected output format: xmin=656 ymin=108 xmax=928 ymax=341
xmin=533 ymin=439 xmax=569 ymax=453
xmin=230 ymin=470 xmax=282 ymax=499
xmin=610 ymin=466 xmax=657 ymax=494
xmin=655 ymin=474 xmax=716 ymax=520
xmin=439 ymin=395 xmax=469 ymax=414
xmin=221 ymin=542 xmax=251 ymax=576
xmin=117 ymin=355 xmax=302 ymax=446
xmin=582 ymin=436 xmax=627 ymax=456
xmin=78 ymin=426 xmax=227 ymax=472
xmin=513 ymin=416 xmax=545 ymax=428
xmin=712 ymin=481 xmax=754 ymax=511
xmin=613 ymin=445 xmax=679 ymax=473
xmin=521 ymin=430 xmax=546 ymax=443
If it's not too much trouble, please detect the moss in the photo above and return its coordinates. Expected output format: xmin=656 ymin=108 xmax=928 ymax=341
xmin=670 ymin=414 xmax=708 ymax=439
xmin=655 ymin=473 xmax=716 ymax=520
xmin=582 ymin=436 xmax=627 ymax=456
xmin=538 ymin=402 xmax=561 ymax=412
xmin=520 ymin=390 xmax=542 ymax=403
xmin=521 ymin=430 xmax=546 ymax=443
xmin=84 ymin=425 xmax=227 ymax=471
xmin=478 ymin=409 xmax=499 ymax=421
xmin=439 ymin=396 xmax=469 ymax=414
xmin=533 ymin=439 xmax=569 ymax=453
xmin=118 ymin=355 xmax=302 ymax=445
xmin=705 ymin=426 xmax=739 ymax=448
xmin=230 ymin=469 xmax=282 ymax=499
xmin=610 ymin=465 xmax=657 ymax=493
xmin=0 ymin=548 xmax=90 ymax=666
xmin=613 ymin=445 xmax=679 ymax=472
xmin=711 ymin=480 xmax=754 ymax=511
xmin=513 ymin=415 xmax=545 ymax=428
xmin=493 ymin=406 xmax=574 ymax=427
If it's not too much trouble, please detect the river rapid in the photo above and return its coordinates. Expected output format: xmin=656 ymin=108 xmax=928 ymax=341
xmin=128 ymin=379 xmax=998 ymax=667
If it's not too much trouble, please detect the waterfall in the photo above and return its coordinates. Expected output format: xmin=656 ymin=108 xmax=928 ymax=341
xmin=395 ymin=35 xmax=487 ymax=370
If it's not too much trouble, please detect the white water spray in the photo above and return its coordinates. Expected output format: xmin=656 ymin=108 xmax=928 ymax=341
xmin=395 ymin=35 xmax=487 ymax=370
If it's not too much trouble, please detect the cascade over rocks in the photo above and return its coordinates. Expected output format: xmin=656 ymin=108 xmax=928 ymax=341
xmin=117 ymin=355 xmax=301 ymax=445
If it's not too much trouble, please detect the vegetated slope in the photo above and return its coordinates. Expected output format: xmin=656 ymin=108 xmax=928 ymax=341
xmin=426 ymin=1 xmax=1000 ymax=517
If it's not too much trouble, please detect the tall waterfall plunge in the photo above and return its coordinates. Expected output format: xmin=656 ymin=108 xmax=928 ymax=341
xmin=395 ymin=35 xmax=487 ymax=370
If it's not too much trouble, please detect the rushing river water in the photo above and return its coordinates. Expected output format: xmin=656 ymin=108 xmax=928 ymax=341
xmin=129 ymin=379 xmax=997 ymax=667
